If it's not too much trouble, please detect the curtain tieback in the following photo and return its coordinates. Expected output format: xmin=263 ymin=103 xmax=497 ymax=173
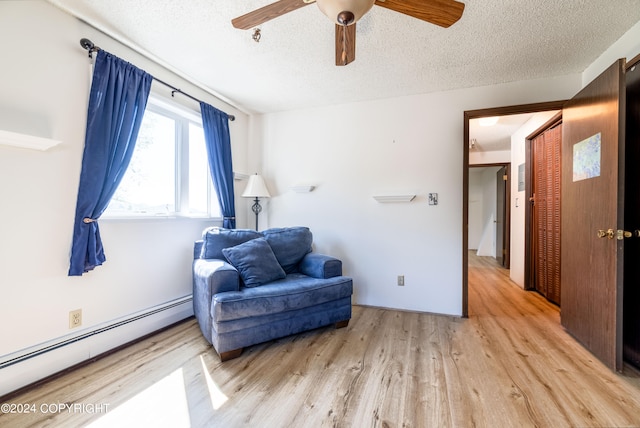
xmin=223 ymin=216 xmax=236 ymax=220
xmin=83 ymin=218 xmax=97 ymax=224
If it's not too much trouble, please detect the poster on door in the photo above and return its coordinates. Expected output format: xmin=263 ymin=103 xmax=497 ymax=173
xmin=573 ymin=132 xmax=601 ymax=182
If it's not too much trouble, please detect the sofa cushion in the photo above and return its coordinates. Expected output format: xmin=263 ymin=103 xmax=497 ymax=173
xmin=211 ymin=274 xmax=353 ymax=322
xmin=222 ymin=238 xmax=286 ymax=287
xmin=262 ymin=227 xmax=313 ymax=273
xmin=210 ymin=298 xmax=353 ymax=353
xmin=201 ymin=228 xmax=261 ymax=260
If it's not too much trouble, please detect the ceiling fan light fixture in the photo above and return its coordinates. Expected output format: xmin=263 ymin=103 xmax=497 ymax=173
xmin=316 ymin=0 xmax=375 ymax=25
xmin=337 ymin=11 xmax=355 ymax=25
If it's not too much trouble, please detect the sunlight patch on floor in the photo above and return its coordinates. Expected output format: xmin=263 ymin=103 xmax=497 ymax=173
xmin=201 ymin=355 xmax=228 ymax=410
xmin=87 ymin=368 xmax=191 ymax=428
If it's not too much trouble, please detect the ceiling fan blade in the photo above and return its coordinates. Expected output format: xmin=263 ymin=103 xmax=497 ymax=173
xmin=335 ymin=23 xmax=356 ymax=66
xmin=232 ymin=0 xmax=314 ymax=30
xmin=374 ymin=0 xmax=464 ymax=28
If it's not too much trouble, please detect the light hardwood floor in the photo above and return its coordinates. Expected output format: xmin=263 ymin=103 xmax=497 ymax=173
xmin=2 ymin=253 xmax=640 ymax=427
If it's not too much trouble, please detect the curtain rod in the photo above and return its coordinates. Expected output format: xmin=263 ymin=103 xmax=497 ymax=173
xmin=79 ymin=38 xmax=235 ymax=121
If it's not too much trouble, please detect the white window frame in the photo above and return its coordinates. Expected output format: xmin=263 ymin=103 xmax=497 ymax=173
xmin=102 ymin=94 xmax=222 ymax=220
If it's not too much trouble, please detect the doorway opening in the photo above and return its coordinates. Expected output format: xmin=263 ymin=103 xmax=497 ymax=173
xmin=463 ymin=101 xmax=566 ymax=317
xmin=468 ymin=164 xmax=510 ymax=268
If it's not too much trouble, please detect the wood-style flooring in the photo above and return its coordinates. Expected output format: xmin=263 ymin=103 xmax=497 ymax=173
xmin=2 ymin=252 xmax=640 ymax=427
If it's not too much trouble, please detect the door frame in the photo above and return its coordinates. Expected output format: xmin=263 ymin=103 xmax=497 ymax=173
xmin=496 ymin=164 xmax=511 ymax=268
xmin=463 ymin=101 xmax=567 ymax=317
xmin=624 ymin=53 xmax=640 ymax=367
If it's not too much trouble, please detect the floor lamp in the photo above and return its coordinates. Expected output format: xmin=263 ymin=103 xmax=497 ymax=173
xmin=242 ymin=174 xmax=271 ymax=231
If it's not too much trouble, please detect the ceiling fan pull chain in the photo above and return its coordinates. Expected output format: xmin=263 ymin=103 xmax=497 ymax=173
xmin=342 ymin=24 xmax=347 ymax=65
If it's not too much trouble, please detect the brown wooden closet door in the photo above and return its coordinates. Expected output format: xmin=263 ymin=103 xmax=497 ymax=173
xmin=533 ymin=124 xmax=562 ymax=304
xmin=533 ymin=134 xmax=548 ymax=297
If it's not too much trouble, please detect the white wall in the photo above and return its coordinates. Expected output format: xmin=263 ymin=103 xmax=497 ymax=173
xmin=0 ymin=1 xmax=249 ymax=394
xmin=468 ymin=169 xmax=484 ymax=249
xmin=469 ymin=150 xmax=510 ymax=165
xmin=254 ymin=75 xmax=581 ymax=316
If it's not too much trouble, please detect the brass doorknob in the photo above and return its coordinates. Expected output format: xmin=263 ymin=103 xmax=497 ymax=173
xmin=598 ymin=229 xmax=639 ymax=240
xmin=597 ymin=229 xmax=615 ymax=239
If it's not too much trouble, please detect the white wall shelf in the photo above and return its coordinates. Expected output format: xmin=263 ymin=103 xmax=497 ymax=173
xmin=373 ymin=195 xmax=416 ymax=203
xmin=291 ymin=185 xmax=315 ymax=193
xmin=0 ymin=129 xmax=61 ymax=151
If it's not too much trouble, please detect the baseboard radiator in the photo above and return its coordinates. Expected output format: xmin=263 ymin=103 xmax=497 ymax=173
xmin=0 ymin=295 xmax=193 ymax=396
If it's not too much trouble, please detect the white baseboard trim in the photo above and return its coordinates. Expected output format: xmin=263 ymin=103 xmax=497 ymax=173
xmin=0 ymin=296 xmax=193 ymax=397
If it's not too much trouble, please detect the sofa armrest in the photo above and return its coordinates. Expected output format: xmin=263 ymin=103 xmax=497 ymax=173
xmin=193 ymin=258 xmax=240 ymax=296
xmin=193 ymin=259 xmax=240 ymax=344
xmin=299 ymin=253 xmax=343 ymax=279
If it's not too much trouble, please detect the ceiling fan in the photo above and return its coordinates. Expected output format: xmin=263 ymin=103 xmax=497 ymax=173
xmin=232 ymin=0 xmax=465 ymax=66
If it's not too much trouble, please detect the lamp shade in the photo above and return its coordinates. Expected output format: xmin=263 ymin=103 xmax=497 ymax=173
xmin=316 ymin=0 xmax=375 ymax=25
xmin=242 ymin=174 xmax=271 ymax=198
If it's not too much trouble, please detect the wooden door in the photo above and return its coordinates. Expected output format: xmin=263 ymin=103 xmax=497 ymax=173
xmin=531 ymin=122 xmax=562 ymax=304
xmin=496 ymin=167 xmax=506 ymax=266
xmin=561 ymin=59 xmax=625 ymax=371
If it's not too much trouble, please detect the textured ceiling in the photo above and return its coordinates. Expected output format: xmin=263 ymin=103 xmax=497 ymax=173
xmin=47 ymin=0 xmax=640 ymax=114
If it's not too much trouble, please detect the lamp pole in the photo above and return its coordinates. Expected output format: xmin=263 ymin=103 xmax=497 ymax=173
xmin=251 ymin=197 xmax=262 ymax=231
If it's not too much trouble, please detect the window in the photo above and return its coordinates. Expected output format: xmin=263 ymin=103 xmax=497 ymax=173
xmin=104 ymin=96 xmax=221 ymax=218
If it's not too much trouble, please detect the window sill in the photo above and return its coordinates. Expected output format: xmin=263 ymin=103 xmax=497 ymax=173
xmin=100 ymin=214 xmax=222 ymax=222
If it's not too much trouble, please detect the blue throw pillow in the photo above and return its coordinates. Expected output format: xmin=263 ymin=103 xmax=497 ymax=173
xmin=222 ymin=238 xmax=286 ymax=287
xmin=201 ymin=228 xmax=262 ymax=260
xmin=262 ymin=227 xmax=313 ymax=273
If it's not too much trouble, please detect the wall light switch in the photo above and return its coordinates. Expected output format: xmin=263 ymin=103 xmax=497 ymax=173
xmin=428 ymin=193 xmax=438 ymax=205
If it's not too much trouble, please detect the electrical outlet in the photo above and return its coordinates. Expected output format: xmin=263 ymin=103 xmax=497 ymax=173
xmin=69 ymin=309 xmax=82 ymax=329
xmin=397 ymin=275 xmax=405 ymax=286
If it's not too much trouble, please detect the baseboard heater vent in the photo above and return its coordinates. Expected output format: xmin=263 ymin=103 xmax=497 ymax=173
xmin=0 ymin=295 xmax=192 ymax=370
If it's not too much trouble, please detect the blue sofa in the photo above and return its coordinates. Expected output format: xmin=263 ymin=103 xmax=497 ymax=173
xmin=193 ymin=226 xmax=353 ymax=361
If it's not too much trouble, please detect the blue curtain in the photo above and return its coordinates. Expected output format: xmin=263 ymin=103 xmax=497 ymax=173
xmin=69 ymin=50 xmax=152 ymax=276
xmin=200 ymin=102 xmax=236 ymax=229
